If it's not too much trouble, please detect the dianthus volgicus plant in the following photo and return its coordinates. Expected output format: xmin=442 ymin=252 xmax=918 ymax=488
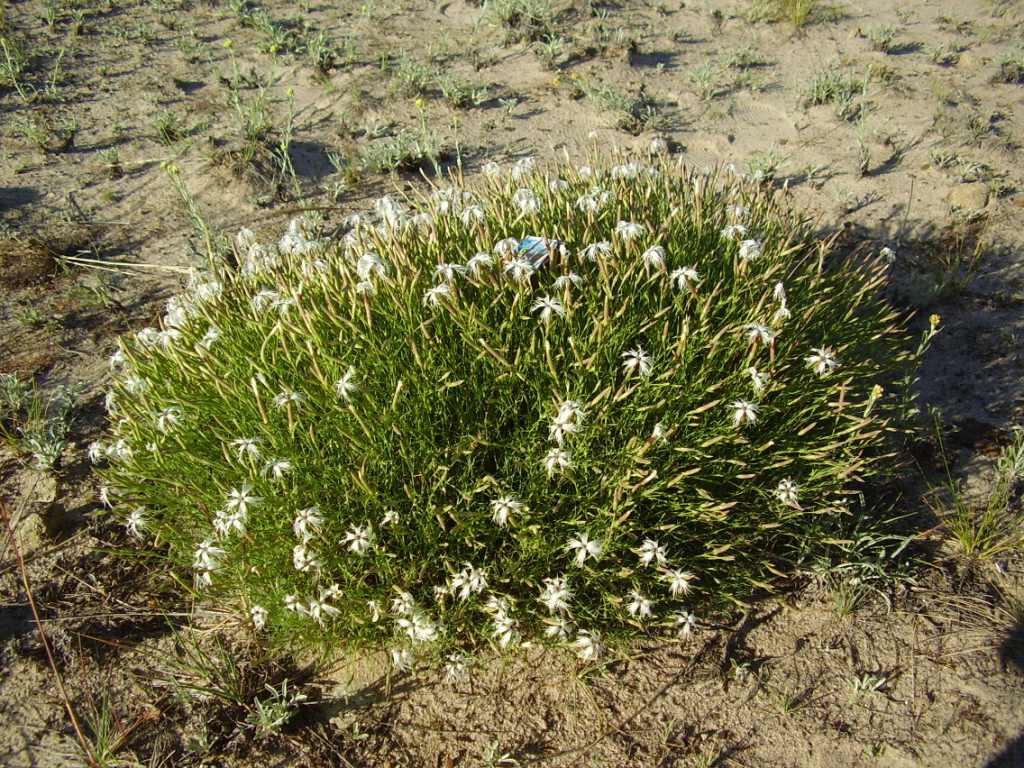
xmin=97 ymin=155 xmax=930 ymax=665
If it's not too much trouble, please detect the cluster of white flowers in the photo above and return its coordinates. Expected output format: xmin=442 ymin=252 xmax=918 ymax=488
xmin=485 ymin=595 xmax=519 ymax=648
xmin=89 ymin=438 xmax=134 ymax=464
xmin=450 ymin=563 xmax=488 ymax=600
xmin=193 ymin=539 xmax=224 ymax=588
xmin=100 ymin=157 xmax=870 ymax=661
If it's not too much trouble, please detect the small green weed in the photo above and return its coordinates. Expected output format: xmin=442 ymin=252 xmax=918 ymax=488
xmin=933 ymin=424 xmax=1024 ymax=562
xmin=995 ymin=46 xmax=1024 ymax=84
xmin=581 ymin=80 xmax=664 ymax=134
xmin=0 ymin=374 xmax=78 ymax=471
xmin=745 ymin=0 xmax=838 ymax=29
xmin=486 ymin=0 xmax=556 ymax=44
xmin=801 ymin=66 xmax=869 ymax=121
xmin=863 ymin=25 xmax=898 ymax=53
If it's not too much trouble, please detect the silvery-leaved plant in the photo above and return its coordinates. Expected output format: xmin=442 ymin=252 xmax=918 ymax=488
xmin=98 ymin=155 xmax=928 ymax=664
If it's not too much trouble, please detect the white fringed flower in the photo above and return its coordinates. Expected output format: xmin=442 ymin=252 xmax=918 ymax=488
xmin=434 ymin=262 xmax=467 ymax=283
xmin=391 ymin=590 xmax=416 ymax=616
xmin=126 ymin=507 xmax=146 ymax=539
xmin=531 ymin=295 xmax=565 ymax=325
xmin=460 ymin=205 xmax=485 ymax=226
xmin=335 ymin=366 xmax=357 ymax=400
xmin=744 ymin=323 xmax=776 ymax=345
xmin=423 ymin=283 xmax=451 ymax=307
xmin=193 ymin=539 xmax=224 ymax=572
xmin=250 ymin=605 xmax=268 ymax=630
xmin=544 ymin=616 xmax=571 ymax=640
xmin=490 ymin=495 xmax=525 ymax=527
xmin=156 ymin=407 xmax=181 ymax=433
xmin=731 ymin=400 xmax=759 ymax=428
xmin=805 ymin=347 xmax=839 ymax=376
xmin=582 ymin=241 xmax=612 ymax=261
xmin=466 ymin=252 xmax=494 ymax=277
xmin=663 ymin=569 xmax=695 ymax=597
xmin=293 ymin=543 xmax=321 ymax=572
xmin=549 ymin=400 xmax=585 ymax=445
xmin=272 ymin=389 xmax=304 ymax=409
xmin=747 ymin=367 xmax=769 ymax=393
xmin=343 ymin=523 xmax=373 ymax=555
xmin=738 ymin=239 xmax=762 ymax=261
xmin=621 ymin=346 xmax=652 ymax=377
xmin=390 ymin=648 xmax=414 ymax=671
xmin=675 ymin=610 xmax=697 ymax=639
xmin=539 ymin=576 xmax=572 ymax=613
xmin=670 ymin=266 xmax=700 ymax=291
xmin=573 ymin=629 xmax=602 ymax=660
xmin=513 ymin=188 xmax=540 ymax=214
xmin=109 ymin=348 xmax=127 ymax=371
xmin=231 ymin=437 xmax=261 ymax=462
xmin=252 ymin=289 xmax=281 ymax=313
xmin=382 ymin=509 xmax=400 ymax=526
xmin=213 ymin=506 xmax=247 ymax=538
xmin=262 ymin=459 xmax=292 ymax=481
xmin=775 ymin=478 xmax=800 ymax=507
xmin=284 ymin=594 xmax=306 ymax=614
xmin=356 ymin=251 xmax=386 ymax=280
xmin=642 ymin=245 xmax=666 ymax=272
xmin=398 ymin=611 xmax=440 ymax=643
xmin=198 ymin=326 xmax=220 ymax=351
xmin=107 ymin=439 xmax=133 ymax=462
xmin=627 ymin=590 xmax=653 ymax=619
xmin=553 ymin=272 xmax=583 ymax=289
xmin=293 ymin=506 xmax=322 ymax=541
xmin=544 ymin=447 xmax=572 ymax=477
xmin=504 ymin=257 xmax=534 ymax=284
xmin=225 ymin=482 xmax=262 ymax=516
xmin=367 ymin=600 xmax=382 ymax=622
xmin=444 ymin=652 xmax=470 ymax=682
xmin=566 ymin=533 xmax=603 ymax=566
xmin=450 ymin=564 xmax=488 ymax=600
xmin=308 ymin=588 xmax=341 ymax=626
xmin=637 ymin=538 xmax=667 ymax=567
xmin=721 ymin=223 xmax=747 ymax=239
xmin=494 ymin=237 xmax=520 ymax=257
xmin=615 ymin=220 xmax=644 ymax=241
xmin=492 ymin=614 xmax=518 ymax=648
xmin=511 ymin=156 xmax=536 ymax=179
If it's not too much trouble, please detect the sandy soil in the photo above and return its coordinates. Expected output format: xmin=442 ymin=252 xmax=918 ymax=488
xmin=2 ymin=0 xmax=1024 ymax=765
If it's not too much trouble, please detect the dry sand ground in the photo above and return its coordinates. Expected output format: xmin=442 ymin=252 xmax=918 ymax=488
xmin=2 ymin=0 xmax=1024 ymax=765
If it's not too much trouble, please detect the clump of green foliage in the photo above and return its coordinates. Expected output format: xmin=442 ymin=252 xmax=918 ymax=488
xmin=995 ymin=47 xmax=1024 ymax=84
xmin=97 ymin=156 xmax=923 ymax=665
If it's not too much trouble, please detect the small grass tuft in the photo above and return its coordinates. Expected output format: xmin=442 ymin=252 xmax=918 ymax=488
xmin=933 ymin=424 xmax=1024 ymax=562
xmin=994 ymin=46 xmax=1024 ymax=84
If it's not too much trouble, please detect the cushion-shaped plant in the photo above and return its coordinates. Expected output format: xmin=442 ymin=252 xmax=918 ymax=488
xmin=96 ymin=156 xmax=923 ymax=662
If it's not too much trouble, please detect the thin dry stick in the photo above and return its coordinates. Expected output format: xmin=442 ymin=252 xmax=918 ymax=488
xmin=0 ymin=499 xmax=95 ymax=766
